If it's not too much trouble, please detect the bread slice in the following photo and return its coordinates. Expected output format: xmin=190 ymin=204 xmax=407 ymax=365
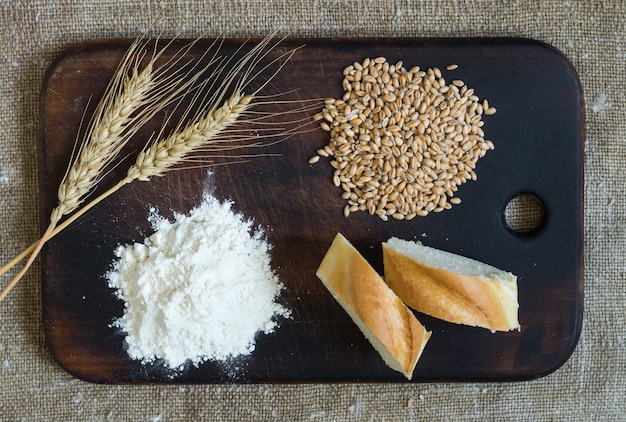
xmin=382 ymin=237 xmax=520 ymax=332
xmin=316 ymin=233 xmax=431 ymax=379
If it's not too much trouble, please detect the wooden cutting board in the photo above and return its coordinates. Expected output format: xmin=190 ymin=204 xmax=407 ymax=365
xmin=39 ymin=38 xmax=583 ymax=383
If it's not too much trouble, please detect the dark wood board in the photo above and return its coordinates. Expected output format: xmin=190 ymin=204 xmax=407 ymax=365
xmin=39 ymin=38 xmax=583 ymax=383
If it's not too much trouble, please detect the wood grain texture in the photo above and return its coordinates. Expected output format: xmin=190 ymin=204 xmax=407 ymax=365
xmin=39 ymin=38 xmax=583 ymax=383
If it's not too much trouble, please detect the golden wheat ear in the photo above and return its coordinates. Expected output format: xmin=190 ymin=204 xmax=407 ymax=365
xmin=1 ymin=35 xmax=321 ymax=301
xmin=0 ymin=36 xmax=224 ymax=300
xmin=126 ymin=36 xmax=321 ymax=183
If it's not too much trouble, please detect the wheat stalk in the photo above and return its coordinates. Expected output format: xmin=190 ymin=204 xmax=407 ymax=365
xmin=51 ymin=42 xmax=150 ymax=224
xmin=0 ymin=36 xmax=225 ymax=300
xmin=1 ymin=35 xmax=317 ymax=301
xmin=52 ymin=37 xmax=226 ymax=222
xmin=128 ymin=92 xmax=254 ymax=180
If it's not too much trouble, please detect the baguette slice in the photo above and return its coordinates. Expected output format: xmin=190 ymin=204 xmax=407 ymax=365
xmin=316 ymin=233 xmax=431 ymax=380
xmin=382 ymin=237 xmax=520 ymax=332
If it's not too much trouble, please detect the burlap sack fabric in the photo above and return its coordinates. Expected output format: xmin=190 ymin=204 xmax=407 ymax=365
xmin=0 ymin=1 xmax=623 ymax=420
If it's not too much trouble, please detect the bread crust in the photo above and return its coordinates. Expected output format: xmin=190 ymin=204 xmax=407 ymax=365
xmin=382 ymin=240 xmax=519 ymax=332
xmin=316 ymin=233 xmax=430 ymax=379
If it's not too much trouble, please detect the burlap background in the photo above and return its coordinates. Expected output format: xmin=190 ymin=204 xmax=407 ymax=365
xmin=1 ymin=1 xmax=623 ymax=420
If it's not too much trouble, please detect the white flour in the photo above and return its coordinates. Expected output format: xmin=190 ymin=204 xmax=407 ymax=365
xmin=106 ymin=192 xmax=289 ymax=370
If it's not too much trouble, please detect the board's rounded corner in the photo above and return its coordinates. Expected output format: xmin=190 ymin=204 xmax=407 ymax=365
xmin=43 ymin=339 xmax=113 ymax=385
xmin=42 ymin=305 xmax=122 ymax=385
xmin=522 ymin=315 xmax=584 ymax=382
xmin=516 ymin=37 xmax=583 ymax=90
xmin=42 ymin=39 xmax=132 ymax=88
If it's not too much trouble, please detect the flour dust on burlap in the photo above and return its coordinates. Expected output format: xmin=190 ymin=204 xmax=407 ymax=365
xmin=106 ymin=190 xmax=290 ymax=370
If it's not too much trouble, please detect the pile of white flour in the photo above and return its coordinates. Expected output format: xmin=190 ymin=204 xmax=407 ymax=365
xmin=106 ymin=193 xmax=289 ymax=370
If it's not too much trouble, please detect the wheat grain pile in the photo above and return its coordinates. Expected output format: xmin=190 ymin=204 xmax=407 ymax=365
xmin=312 ymin=57 xmax=495 ymax=220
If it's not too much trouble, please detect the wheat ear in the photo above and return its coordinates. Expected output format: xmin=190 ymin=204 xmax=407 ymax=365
xmin=0 ymin=36 xmax=220 ymax=300
xmin=1 ymin=36 xmax=313 ymax=298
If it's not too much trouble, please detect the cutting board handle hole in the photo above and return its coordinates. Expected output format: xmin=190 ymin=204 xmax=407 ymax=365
xmin=502 ymin=192 xmax=547 ymax=237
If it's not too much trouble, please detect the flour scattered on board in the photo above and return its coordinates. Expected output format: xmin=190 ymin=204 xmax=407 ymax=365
xmin=107 ymin=187 xmax=290 ymax=372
